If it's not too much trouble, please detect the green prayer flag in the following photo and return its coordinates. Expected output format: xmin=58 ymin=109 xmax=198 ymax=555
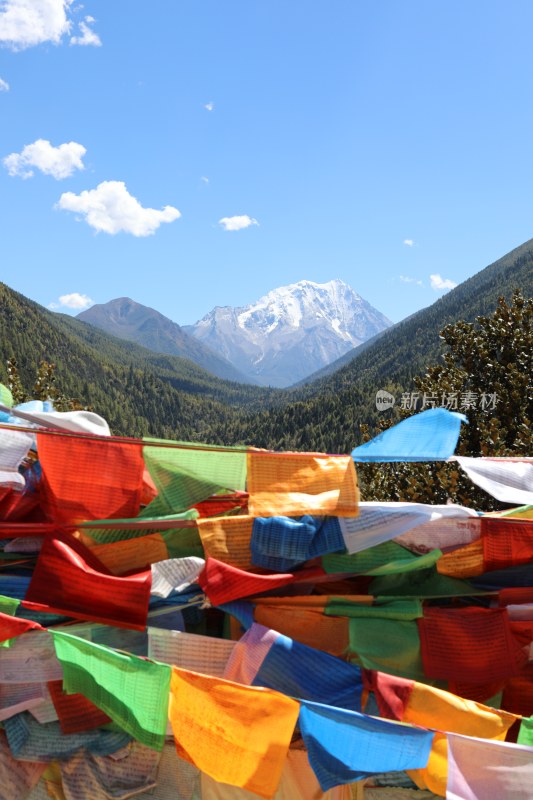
xmin=369 ymin=566 xmax=484 ymax=598
xmin=162 ymin=527 xmax=204 ymax=559
xmin=348 ymin=617 xmax=426 ymax=680
xmin=326 ymin=597 xmax=422 ymax=620
xmin=0 ymin=595 xmax=20 ymax=616
xmin=0 ymin=595 xmax=21 ymax=648
xmin=51 ymin=630 xmax=171 ymax=751
xmin=322 ymin=541 xmax=442 ymax=576
xmin=518 ymin=716 xmax=533 ymax=746
xmin=143 ymin=439 xmax=247 ymax=513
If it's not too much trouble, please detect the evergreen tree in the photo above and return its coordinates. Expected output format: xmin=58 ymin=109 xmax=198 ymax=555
xmin=358 ymin=291 xmax=533 ymax=509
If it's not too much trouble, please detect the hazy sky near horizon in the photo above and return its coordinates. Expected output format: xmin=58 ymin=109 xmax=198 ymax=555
xmin=2 ymin=1 xmax=533 ymax=326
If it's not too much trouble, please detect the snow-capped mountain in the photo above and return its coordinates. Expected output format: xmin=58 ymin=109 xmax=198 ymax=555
xmin=184 ymin=279 xmax=392 ymax=387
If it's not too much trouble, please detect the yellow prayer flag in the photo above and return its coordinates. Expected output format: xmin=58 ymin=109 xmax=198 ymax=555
xmin=169 ymin=667 xmax=300 ymax=799
xmin=404 ymin=680 xmax=518 ymax=796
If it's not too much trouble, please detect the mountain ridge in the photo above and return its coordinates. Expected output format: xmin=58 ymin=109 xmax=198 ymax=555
xmin=77 ymin=297 xmax=252 ymax=384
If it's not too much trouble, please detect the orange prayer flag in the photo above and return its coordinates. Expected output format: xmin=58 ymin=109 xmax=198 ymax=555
xmin=247 ymin=452 xmax=358 ymax=518
xmin=169 ymin=667 xmax=300 ymax=798
xmin=436 ymin=539 xmax=485 ymax=578
xmin=254 ymin=603 xmax=350 ymax=658
xmin=197 ymin=515 xmax=254 ymax=569
xmin=84 ymin=533 xmax=168 ymax=575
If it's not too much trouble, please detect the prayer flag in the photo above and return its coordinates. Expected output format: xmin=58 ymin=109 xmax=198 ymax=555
xmin=456 ymin=457 xmax=533 ymax=506
xmin=52 ymin=630 xmax=171 ymax=751
xmin=37 ymin=433 xmax=145 ymax=523
xmin=446 ymin=733 xmax=533 ymax=800
xmin=351 ymin=408 xmax=466 ymax=462
xmin=418 ymin=607 xmax=523 ymax=683
xmin=247 ymin=452 xmax=358 ymax=517
xmin=298 ymin=699 xmax=434 ymax=791
xmin=198 ymin=557 xmax=325 ymax=606
xmin=169 ymin=667 xmax=300 ymax=798
xmin=403 ymin=680 xmax=517 ymax=796
xmin=143 ymin=441 xmax=247 ymax=513
xmin=24 ymin=532 xmax=151 ymax=630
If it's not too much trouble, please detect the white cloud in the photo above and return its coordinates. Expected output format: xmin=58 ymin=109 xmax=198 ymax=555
xmin=430 ymin=273 xmax=457 ymax=291
xmin=218 ymin=214 xmax=258 ymax=232
xmin=0 ymin=0 xmax=73 ymax=50
xmin=200 ymin=176 xmax=209 ymax=184
xmin=56 ymin=180 xmax=182 ymax=236
xmin=0 ymin=76 xmax=9 ymax=91
xmin=70 ymin=15 xmax=100 ymax=46
xmin=3 ymin=138 xmax=86 ymax=179
xmin=204 ymin=102 xmax=214 ymax=111
xmin=49 ymin=292 xmax=93 ymax=310
xmin=399 ymin=275 xmax=423 ymax=286
xmin=403 ymin=239 xmax=414 ymax=246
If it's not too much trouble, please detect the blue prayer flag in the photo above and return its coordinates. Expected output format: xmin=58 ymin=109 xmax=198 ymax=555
xmin=298 ymin=699 xmax=434 ymax=790
xmin=351 ymin=408 xmax=467 ymax=462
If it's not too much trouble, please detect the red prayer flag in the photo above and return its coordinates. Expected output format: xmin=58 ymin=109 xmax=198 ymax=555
xmin=37 ymin=433 xmax=145 ymax=523
xmin=0 ymin=487 xmax=42 ymax=523
xmin=447 ymin=679 xmax=509 ymax=704
xmin=418 ymin=606 xmax=522 ymax=683
xmin=502 ymin=662 xmax=533 ymax=717
xmin=499 ymin=587 xmax=533 ymax=606
xmin=198 ymin=557 xmax=326 ymax=606
xmin=0 ymin=612 xmax=43 ymax=643
xmin=48 ymin=680 xmax=111 ymax=734
xmin=482 ymin=518 xmax=533 ymax=571
xmin=193 ymin=492 xmax=248 ymax=518
xmin=363 ymin=670 xmax=414 ymax=720
xmin=23 ymin=531 xmax=151 ymax=630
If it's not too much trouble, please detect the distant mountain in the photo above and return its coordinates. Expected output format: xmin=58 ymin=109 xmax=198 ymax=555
xmin=237 ymin=237 xmax=533 ymax=454
xmin=184 ymin=279 xmax=392 ymax=387
xmin=77 ymin=298 xmax=251 ymax=384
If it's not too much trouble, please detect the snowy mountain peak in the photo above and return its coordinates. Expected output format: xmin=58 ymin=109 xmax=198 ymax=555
xmin=184 ymin=279 xmax=392 ymax=387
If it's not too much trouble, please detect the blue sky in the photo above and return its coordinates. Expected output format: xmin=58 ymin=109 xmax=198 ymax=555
xmin=1 ymin=1 xmax=533 ymax=326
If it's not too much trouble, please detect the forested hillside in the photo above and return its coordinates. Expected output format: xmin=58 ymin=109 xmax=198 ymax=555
xmin=0 ymin=283 xmax=280 ymax=442
xmin=299 ymin=237 xmax=533 ymax=389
